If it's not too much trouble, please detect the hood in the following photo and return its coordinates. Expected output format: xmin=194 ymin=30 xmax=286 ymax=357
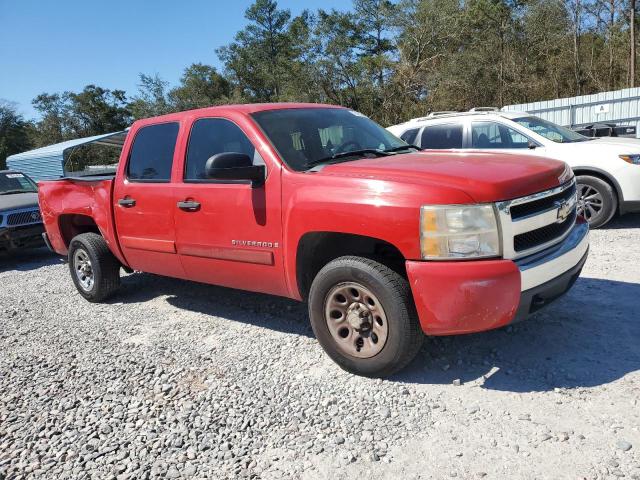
xmin=0 ymin=192 xmax=40 ymax=212
xmin=550 ymin=137 xmax=640 ymax=156
xmin=590 ymin=137 xmax=640 ymax=153
xmin=592 ymin=137 xmax=640 ymax=147
xmin=318 ymin=151 xmax=569 ymax=203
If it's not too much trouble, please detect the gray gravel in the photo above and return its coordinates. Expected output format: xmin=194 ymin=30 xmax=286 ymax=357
xmin=1 ymin=215 xmax=640 ymax=479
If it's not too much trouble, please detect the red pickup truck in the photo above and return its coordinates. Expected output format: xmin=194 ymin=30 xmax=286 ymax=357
xmin=38 ymin=103 xmax=589 ymax=377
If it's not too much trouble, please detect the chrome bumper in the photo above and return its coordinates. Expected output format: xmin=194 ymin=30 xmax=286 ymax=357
xmin=516 ymin=221 xmax=589 ymax=292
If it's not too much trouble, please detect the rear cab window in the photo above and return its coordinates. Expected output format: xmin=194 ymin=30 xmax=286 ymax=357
xmin=126 ymin=123 xmax=180 ymax=182
xmin=420 ymin=123 xmax=463 ymax=149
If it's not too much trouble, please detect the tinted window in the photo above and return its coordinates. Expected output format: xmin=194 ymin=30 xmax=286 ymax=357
xmin=127 ymin=123 xmax=179 ymax=181
xmin=420 ymin=124 xmax=463 ymax=149
xmin=251 ymin=108 xmax=407 ymax=171
xmin=400 ymin=128 xmax=419 ymax=144
xmin=471 ymin=121 xmax=530 ymax=149
xmin=513 ymin=116 xmax=589 ymax=143
xmin=185 ymin=118 xmax=259 ymax=180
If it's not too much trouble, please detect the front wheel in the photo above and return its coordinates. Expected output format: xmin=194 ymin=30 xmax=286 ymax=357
xmin=68 ymin=233 xmax=121 ymax=302
xmin=308 ymin=256 xmax=423 ymax=377
xmin=576 ymin=175 xmax=617 ymax=228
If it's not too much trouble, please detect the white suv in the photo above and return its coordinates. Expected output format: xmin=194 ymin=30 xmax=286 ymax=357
xmin=388 ymin=109 xmax=640 ymax=227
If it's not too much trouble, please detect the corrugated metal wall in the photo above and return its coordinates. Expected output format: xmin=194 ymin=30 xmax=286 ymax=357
xmin=503 ymin=87 xmax=640 ymax=138
xmin=6 ymin=131 xmax=127 ymax=182
xmin=6 ymin=155 xmax=64 ymax=181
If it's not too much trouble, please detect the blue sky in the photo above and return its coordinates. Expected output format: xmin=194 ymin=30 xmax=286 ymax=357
xmin=0 ymin=0 xmax=348 ymax=119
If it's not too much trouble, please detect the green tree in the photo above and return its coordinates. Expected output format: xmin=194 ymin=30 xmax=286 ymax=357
xmin=0 ymin=101 xmax=33 ymax=169
xmin=129 ymin=74 xmax=174 ymax=120
xmin=31 ymin=92 xmax=69 ymax=146
xmin=169 ymin=63 xmax=232 ymax=110
xmin=217 ymin=0 xmax=296 ymax=101
xmin=32 ymin=85 xmax=131 ymax=146
xmin=66 ymin=85 xmax=130 ymax=137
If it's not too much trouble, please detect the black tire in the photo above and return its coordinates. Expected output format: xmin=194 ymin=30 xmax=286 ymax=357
xmin=576 ymin=175 xmax=617 ymax=228
xmin=308 ymin=256 xmax=423 ymax=377
xmin=68 ymin=233 xmax=121 ymax=302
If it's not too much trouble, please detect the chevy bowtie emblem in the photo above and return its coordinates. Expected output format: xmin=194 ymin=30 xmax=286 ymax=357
xmin=556 ymin=200 xmax=571 ymax=222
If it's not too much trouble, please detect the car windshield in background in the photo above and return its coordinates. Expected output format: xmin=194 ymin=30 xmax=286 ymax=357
xmin=0 ymin=172 xmax=38 ymax=195
xmin=251 ymin=108 xmax=410 ymax=171
xmin=513 ymin=116 xmax=591 ymax=143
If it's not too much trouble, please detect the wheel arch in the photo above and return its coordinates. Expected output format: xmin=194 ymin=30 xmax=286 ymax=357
xmin=572 ymin=166 xmax=623 ymax=207
xmin=58 ymin=214 xmax=101 ymax=248
xmin=295 ymin=231 xmax=407 ymax=300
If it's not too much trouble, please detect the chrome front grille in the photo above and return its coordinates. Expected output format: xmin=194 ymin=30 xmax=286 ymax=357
xmin=509 ymin=182 xmax=577 ymax=220
xmin=497 ymin=180 xmax=578 ymax=260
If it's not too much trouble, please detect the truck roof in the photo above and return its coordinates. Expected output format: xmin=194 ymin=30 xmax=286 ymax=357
xmin=135 ymin=102 xmax=345 ymax=125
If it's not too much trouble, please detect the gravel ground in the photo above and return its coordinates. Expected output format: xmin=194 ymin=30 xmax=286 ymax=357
xmin=1 ymin=215 xmax=639 ymax=480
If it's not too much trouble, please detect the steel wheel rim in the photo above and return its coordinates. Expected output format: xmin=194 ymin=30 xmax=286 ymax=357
xmin=73 ymin=249 xmax=94 ymax=291
xmin=577 ymin=184 xmax=604 ymax=221
xmin=323 ymin=282 xmax=389 ymax=359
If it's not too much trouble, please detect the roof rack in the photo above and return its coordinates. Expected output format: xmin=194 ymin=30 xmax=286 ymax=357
xmin=427 ymin=111 xmax=458 ymax=118
xmin=407 ymin=112 xmax=458 ymax=122
xmin=405 ymin=111 xmax=460 ymax=123
xmin=469 ymin=107 xmax=499 ymax=112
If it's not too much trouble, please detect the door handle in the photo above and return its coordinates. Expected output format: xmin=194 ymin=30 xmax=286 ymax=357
xmin=118 ymin=198 xmax=136 ymax=207
xmin=177 ymin=200 xmax=201 ymax=212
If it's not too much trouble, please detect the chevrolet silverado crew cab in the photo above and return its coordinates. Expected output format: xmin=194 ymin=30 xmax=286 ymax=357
xmin=38 ymin=103 xmax=589 ymax=377
xmin=388 ymin=109 xmax=640 ymax=228
xmin=0 ymin=170 xmax=44 ymax=252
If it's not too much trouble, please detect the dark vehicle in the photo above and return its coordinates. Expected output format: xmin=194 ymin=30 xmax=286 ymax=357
xmin=572 ymin=123 xmax=637 ymax=138
xmin=0 ymin=170 xmax=44 ymax=252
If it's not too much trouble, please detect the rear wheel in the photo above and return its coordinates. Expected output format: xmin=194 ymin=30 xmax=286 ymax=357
xmin=308 ymin=256 xmax=423 ymax=377
xmin=68 ymin=233 xmax=121 ymax=302
xmin=576 ymin=175 xmax=617 ymax=228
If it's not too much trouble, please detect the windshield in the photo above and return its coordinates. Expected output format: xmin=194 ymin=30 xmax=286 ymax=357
xmin=251 ymin=108 xmax=410 ymax=171
xmin=513 ymin=116 xmax=591 ymax=143
xmin=0 ymin=172 xmax=38 ymax=195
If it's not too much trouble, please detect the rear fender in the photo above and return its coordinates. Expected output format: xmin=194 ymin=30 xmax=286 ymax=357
xmin=38 ymin=179 xmax=128 ymax=266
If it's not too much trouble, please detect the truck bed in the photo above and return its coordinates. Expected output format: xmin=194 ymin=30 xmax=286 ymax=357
xmin=46 ymin=174 xmax=116 ymax=182
xmin=37 ymin=176 xmax=127 ymax=265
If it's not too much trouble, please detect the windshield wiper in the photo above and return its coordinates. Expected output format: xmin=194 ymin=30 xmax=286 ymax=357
xmin=0 ymin=190 xmax=30 ymax=195
xmin=306 ymin=149 xmax=391 ymax=169
xmin=383 ymin=144 xmax=421 ymax=153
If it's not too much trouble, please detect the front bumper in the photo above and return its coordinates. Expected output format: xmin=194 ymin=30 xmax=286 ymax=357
xmin=0 ymin=224 xmax=45 ymax=251
xmin=406 ymin=220 xmax=589 ymax=336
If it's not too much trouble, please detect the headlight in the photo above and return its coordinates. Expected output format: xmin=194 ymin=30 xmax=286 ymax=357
xmin=619 ymin=154 xmax=640 ymax=165
xmin=420 ymin=204 xmax=500 ymax=260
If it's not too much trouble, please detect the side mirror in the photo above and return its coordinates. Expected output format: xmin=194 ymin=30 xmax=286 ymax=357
xmin=528 ymin=141 xmax=537 ymax=150
xmin=205 ymin=152 xmax=265 ymax=187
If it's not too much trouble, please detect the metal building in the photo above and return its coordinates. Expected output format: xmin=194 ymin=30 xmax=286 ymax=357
xmin=502 ymin=87 xmax=640 ymax=138
xmin=6 ymin=131 xmax=127 ymax=181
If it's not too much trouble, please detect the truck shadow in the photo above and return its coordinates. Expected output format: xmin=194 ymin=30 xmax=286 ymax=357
xmin=114 ymin=273 xmax=639 ymax=392
xmin=395 ymin=276 xmax=640 ymax=392
xmin=114 ymin=272 xmax=314 ymax=338
xmin=0 ymin=247 xmax=61 ymax=273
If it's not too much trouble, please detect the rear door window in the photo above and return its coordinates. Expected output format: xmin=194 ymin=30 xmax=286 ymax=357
xmin=471 ymin=121 xmax=530 ymax=149
xmin=419 ymin=124 xmax=463 ymax=149
xmin=127 ymin=123 xmax=179 ymax=182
